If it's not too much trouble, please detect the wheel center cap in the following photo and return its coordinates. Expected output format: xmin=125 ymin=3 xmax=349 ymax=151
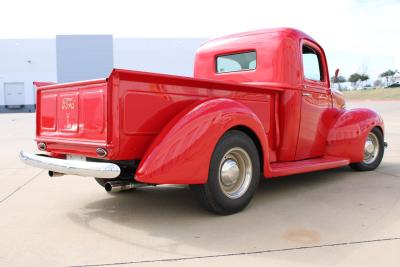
xmin=220 ymin=159 xmax=240 ymax=186
xmin=365 ymin=140 xmax=374 ymax=154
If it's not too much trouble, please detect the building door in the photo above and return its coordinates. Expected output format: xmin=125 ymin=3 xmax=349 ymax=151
xmin=4 ymin=82 xmax=25 ymax=108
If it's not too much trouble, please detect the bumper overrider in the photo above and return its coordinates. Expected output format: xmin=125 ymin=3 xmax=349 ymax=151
xmin=19 ymin=151 xmax=121 ymax=179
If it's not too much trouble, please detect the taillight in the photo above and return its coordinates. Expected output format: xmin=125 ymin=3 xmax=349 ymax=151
xmin=96 ymin=147 xmax=108 ymax=157
xmin=37 ymin=142 xmax=47 ymax=151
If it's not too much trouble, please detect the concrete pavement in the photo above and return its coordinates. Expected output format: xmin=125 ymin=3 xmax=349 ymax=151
xmin=0 ymin=101 xmax=399 ymax=266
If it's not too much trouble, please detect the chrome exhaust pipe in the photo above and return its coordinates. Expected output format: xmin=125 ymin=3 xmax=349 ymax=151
xmin=105 ymin=180 xmax=135 ymax=193
xmin=49 ymin=171 xmax=64 ymax=177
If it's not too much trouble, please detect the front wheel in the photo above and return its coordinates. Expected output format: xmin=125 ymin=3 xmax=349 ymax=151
xmin=350 ymin=127 xmax=384 ymax=171
xmin=190 ymin=130 xmax=260 ymax=215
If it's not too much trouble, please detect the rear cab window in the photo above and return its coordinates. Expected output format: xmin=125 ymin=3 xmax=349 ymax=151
xmin=216 ymin=51 xmax=256 ymax=73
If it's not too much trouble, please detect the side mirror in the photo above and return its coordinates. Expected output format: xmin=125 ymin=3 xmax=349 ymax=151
xmin=334 ymin=69 xmax=340 ymax=83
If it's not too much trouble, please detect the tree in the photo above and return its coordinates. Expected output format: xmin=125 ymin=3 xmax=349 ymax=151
xmin=331 ymin=75 xmax=347 ymax=83
xmin=359 ymin=73 xmax=369 ymax=88
xmin=379 ymin=69 xmax=395 ymax=86
xmin=337 ymin=76 xmax=347 ymax=83
xmin=330 ymin=75 xmax=347 ymax=90
xmin=373 ymin=80 xmax=382 ymax=88
xmin=348 ymin=73 xmax=362 ymax=89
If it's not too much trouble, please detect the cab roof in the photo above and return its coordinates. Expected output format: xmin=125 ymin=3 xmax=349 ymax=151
xmin=211 ymin=27 xmax=313 ymax=41
xmin=198 ymin=28 xmax=316 ymax=52
xmin=194 ymin=28 xmax=328 ymax=88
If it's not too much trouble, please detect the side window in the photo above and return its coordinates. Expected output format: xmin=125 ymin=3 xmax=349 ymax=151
xmin=302 ymin=45 xmax=323 ymax=81
xmin=248 ymin=59 xmax=256 ymax=69
xmin=216 ymin=51 xmax=256 ymax=73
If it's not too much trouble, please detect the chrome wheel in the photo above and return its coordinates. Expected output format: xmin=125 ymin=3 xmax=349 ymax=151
xmin=363 ymin=132 xmax=379 ymax=164
xmin=191 ymin=130 xmax=260 ymax=214
xmin=350 ymin=127 xmax=384 ymax=172
xmin=218 ymin=147 xmax=252 ymax=199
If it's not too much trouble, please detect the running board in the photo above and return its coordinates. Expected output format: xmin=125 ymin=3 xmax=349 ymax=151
xmin=270 ymin=156 xmax=350 ymax=177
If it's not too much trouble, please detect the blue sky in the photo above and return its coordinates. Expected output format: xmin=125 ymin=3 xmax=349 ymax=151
xmin=1 ymin=0 xmax=398 ymax=80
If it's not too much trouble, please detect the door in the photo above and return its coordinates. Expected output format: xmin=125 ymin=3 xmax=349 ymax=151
xmin=4 ymin=82 xmax=25 ymax=108
xmin=295 ymin=42 xmax=331 ymax=160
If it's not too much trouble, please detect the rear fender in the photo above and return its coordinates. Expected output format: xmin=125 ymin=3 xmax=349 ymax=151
xmin=326 ymin=108 xmax=384 ymax=162
xmin=135 ymin=98 xmax=269 ymax=184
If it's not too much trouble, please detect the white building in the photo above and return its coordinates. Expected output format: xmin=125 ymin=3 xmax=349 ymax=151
xmin=0 ymin=37 xmax=206 ymax=113
xmin=393 ymin=71 xmax=400 ymax=84
xmin=0 ymin=39 xmax=56 ymax=112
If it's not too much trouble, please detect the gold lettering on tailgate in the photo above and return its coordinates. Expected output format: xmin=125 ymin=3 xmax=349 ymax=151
xmin=62 ymin=98 xmax=75 ymax=110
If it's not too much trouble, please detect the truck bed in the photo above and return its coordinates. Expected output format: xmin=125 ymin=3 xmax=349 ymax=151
xmin=36 ymin=69 xmax=282 ymax=160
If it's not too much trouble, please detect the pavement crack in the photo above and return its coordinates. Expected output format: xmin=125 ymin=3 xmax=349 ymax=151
xmin=0 ymin=170 xmax=43 ymax=204
xmin=375 ymin=170 xmax=400 ymax=178
xmin=0 ymin=116 xmax=34 ymax=122
xmin=72 ymin=236 xmax=400 ymax=267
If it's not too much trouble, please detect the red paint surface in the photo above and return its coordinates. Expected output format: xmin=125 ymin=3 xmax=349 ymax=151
xmin=270 ymin=156 xmax=350 ymax=177
xmin=34 ymin=28 xmax=384 ymax=184
xmin=135 ymin=98 xmax=270 ymax=184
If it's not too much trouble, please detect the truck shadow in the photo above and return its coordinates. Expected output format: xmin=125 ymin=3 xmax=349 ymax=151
xmin=67 ymin=166 xmax=382 ymax=260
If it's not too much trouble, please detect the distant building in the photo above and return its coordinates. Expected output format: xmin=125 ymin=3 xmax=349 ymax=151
xmin=0 ymin=36 xmax=206 ymax=113
xmin=0 ymin=39 xmax=56 ymax=112
xmin=393 ymin=71 xmax=400 ymax=84
xmin=332 ymin=80 xmax=373 ymax=91
xmin=56 ymin=35 xmax=114 ymax=83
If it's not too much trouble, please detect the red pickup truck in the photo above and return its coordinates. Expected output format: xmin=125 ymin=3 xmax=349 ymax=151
xmin=21 ymin=28 xmax=386 ymax=214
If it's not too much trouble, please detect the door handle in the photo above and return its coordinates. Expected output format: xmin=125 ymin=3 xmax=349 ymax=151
xmin=302 ymin=93 xmax=312 ymax=97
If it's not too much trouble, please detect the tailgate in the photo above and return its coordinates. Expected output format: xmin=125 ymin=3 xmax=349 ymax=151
xmin=36 ymin=79 xmax=109 ymax=156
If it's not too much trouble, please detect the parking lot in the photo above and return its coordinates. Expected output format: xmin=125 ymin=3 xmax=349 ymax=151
xmin=0 ymin=101 xmax=399 ymax=266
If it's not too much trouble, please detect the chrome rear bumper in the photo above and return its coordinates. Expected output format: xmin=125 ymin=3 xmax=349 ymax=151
xmin=19 ymin=151 xmax=121 ymax=179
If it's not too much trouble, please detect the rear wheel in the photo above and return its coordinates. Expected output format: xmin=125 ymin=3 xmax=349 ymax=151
xmin=350 ymin=127 xmax=384 ymax=171
xmin=191 ymin=130 xmax=260 ymax=215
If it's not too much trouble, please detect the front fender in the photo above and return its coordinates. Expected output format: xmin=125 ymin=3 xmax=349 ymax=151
xmin=326 ymin=108 xmax=384 ymax=162
xmin=135 ymin=98 xmax=269 ymax=184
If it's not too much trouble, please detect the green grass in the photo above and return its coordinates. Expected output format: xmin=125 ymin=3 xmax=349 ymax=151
xmin=342 ymin=87 xmax=400 ymax=100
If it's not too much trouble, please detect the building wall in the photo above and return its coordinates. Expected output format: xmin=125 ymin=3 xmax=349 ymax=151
xmin=0 ymin=37 xmax=207 ymax=113
xmin=114 ymin=38 xmax=206 ymax=77
xmin=56 ymin=35 xmax=113 ymax=83
xmin=0 ymin=39 xmax=56 ymax=112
